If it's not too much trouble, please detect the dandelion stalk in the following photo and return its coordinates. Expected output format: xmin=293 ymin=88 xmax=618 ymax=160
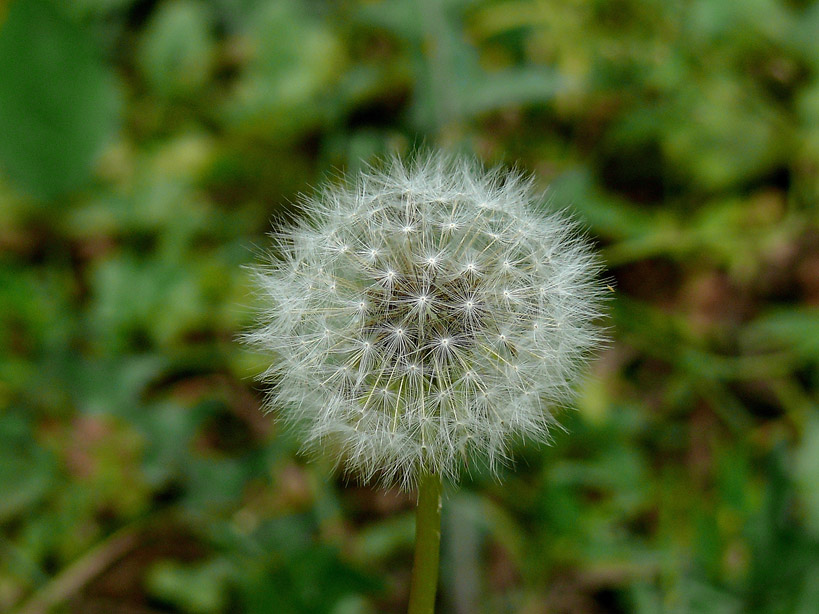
xmin=408 ymin=470 xmax=443 ymax=614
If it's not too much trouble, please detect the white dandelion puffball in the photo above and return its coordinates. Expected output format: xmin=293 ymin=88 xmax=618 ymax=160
xmin=247 ymin=154 xmax=606 ymax=489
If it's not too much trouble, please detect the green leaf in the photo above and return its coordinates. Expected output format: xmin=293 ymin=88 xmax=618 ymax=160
xmin=138 ymin=0 xmax=215 ymax=97
xmin=146 ymin=558 xmax=232 ymax=614
xmin=224 ymin=0 xmax=344 ymax=142
xmin=746 ymin=308 xmax=819 ymax=364
xmin=0 ymin=410 xmax=57 ymax=521
xmin=549 ymin=168 xmax=666 ymax=240
xmin=0 ymin=0 xmax=120 ymax=199
xmin=461 ymin=67 xmax=564 ymax=116
xmin=795 ymin=417 xmax=819 ymax=539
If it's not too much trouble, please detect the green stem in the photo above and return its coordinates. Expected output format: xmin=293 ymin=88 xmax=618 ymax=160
xmin=408 ymin=470 xmax=443 ymax=614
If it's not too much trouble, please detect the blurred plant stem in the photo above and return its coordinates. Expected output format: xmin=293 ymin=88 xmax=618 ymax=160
xmin=11 ymin=520 xmax=144 ymax=614
xmin=408 ymin=470 xmax=443 ymax=614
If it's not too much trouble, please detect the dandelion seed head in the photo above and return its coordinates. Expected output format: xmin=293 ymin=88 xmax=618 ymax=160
xmin=246 ymin=153 xmax=607 ymax=489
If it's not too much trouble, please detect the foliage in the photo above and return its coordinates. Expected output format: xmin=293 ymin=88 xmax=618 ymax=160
xmin=1 ymin=0 xmax=818 ymax=612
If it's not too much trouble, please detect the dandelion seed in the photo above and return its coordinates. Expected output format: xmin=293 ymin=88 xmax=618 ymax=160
xmin=245 ymin=152 xmax=607 ymax=490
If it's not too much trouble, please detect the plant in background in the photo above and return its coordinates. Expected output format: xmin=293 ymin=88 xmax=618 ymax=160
xmin=246 ymin=153 xmax=606 ymax=613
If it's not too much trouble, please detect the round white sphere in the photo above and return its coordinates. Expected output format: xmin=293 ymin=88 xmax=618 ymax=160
xmin=247 ymin=154 xmax=606 ymax=489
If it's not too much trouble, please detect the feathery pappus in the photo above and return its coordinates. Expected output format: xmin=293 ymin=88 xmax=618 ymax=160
xmin=245 ymin=153 xmax=607 ymax=490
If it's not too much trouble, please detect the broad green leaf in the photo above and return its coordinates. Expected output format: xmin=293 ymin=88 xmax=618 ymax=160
xmin=0 ymin=0 xmax=120 ymax=199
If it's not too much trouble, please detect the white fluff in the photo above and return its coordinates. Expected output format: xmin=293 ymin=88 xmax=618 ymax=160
xmin=246 ymin=153 xmax=606 ymax=490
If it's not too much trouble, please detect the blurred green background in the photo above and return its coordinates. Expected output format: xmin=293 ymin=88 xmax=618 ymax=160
xmin=2 ymin=0 xmax=819 ymax=612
